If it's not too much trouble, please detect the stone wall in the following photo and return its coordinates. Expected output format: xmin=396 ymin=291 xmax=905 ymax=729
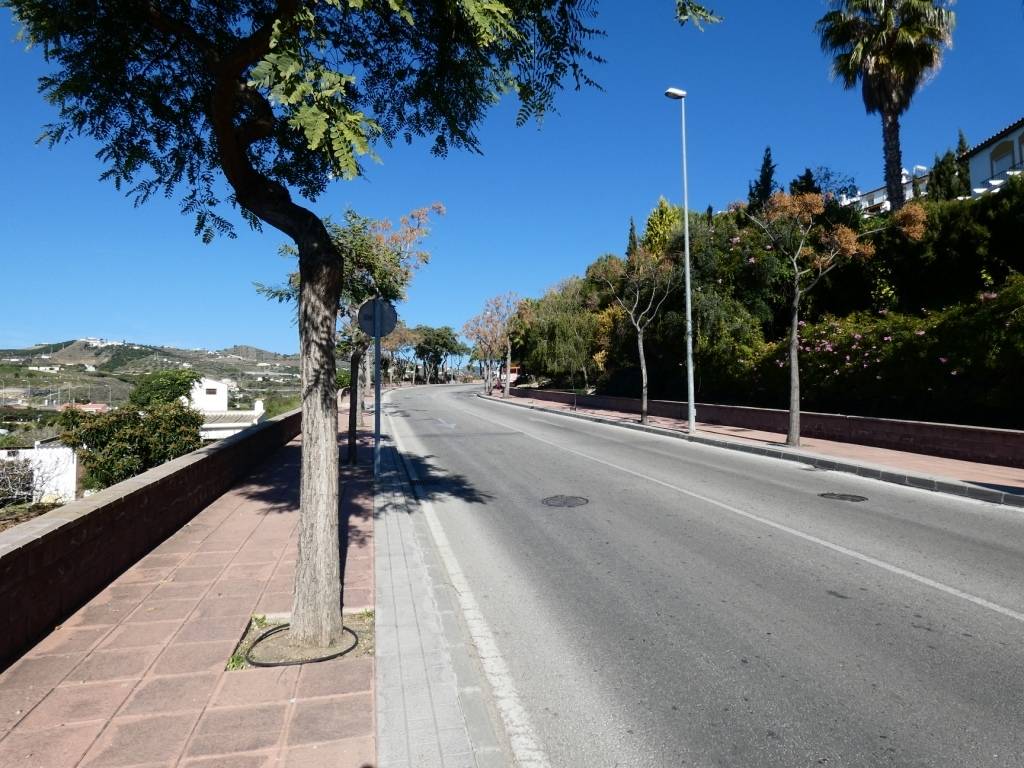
xmin=510 ymin=389 xmax=1024 ymax=468
xmin=0 ymin=409 xmax=301 ymax=668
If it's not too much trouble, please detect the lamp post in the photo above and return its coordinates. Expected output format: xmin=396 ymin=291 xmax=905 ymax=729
xmin=665 ymin=87 xmax=696 ymax=434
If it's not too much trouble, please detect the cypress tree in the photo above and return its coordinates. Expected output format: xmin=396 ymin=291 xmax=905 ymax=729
xmin=748 ymin=146 xmax=778 ymax=213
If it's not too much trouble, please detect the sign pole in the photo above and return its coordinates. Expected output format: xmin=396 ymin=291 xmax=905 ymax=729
xmin=373 ymin=298 xmax=382 ymax=480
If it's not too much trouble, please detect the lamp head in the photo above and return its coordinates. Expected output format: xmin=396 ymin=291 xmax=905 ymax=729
xmin=665 ymin=87 xmax=686 ymax=100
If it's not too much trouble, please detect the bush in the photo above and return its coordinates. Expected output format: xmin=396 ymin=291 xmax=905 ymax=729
xmin=59 ymin=402 xmax=203 ymax=489
xmin=752 ymin=275 xmax=1024 ymax=427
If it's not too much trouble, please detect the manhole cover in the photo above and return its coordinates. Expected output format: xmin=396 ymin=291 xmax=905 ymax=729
xmin=542 ymin=495 xmax=589 ymax=508
xmin=819 ymin=492 xmax=867 ymax=502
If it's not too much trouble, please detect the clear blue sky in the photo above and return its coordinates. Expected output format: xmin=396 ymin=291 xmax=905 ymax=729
xmin=2 ymin=3 xmax=1022 ymax=353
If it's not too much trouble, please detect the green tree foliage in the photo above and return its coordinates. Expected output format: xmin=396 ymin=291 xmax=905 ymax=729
xmin=789 ymin=168 xmax=820 ymax=196
xmin=521 ymin=279 xmax=599 ymax=389
xmin=817 ymin=0 xmax=955 ymax=210
xmin=928 ymin=130 xmax=971 ymax=201
xmin=414 ymin=326 xmax=462 ymax=383
xmin=59 ymin=403 xmax=202 ymax=489
xmin=640 ymin=197 xmax=682 ymax=255
xmin=626 ymin=218 xmax=640 ymax=257
xmin=747 ymin=146 xmax=779 ymax=213
xmin=128 ymin=370 xmax=202 ymax=409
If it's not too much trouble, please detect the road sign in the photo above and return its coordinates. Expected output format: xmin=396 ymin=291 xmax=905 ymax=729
xmin=357 ymin=298 xmax=398 ymax=337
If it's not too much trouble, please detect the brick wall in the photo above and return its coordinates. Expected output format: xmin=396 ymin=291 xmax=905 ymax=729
xmin=510 ymin=389 xmax=1024 ymax=468
xmin=0 ymin=409 xmax=301 ymax=668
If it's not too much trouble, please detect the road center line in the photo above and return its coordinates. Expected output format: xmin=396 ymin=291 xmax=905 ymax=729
xmin=471 ymin=400 xmax=1024 ymax=626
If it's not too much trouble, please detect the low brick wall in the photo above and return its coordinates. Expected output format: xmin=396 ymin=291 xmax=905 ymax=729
xmin=510 ymin=389 xmax=1024 ymax=468
xmin=0 ymin=409 xmax=302 ymax=669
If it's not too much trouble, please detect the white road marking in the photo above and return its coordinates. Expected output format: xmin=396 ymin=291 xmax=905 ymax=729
xmin=387 ymin=407 xmax=552 ymax=768
xmin=470 ymin=401 xmax=1024 ymax=626
xmin=436 ymin=418 xmax=457 ymax=430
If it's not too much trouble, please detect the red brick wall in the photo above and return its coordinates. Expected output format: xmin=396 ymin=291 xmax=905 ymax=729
xmin=511 ymin=389 xmax=1024 ymax=468
xmin=0 ymin=410 xmax=301 ymax=669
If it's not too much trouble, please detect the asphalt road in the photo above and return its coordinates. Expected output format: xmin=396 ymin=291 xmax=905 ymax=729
xmin=384 ymin=384 xmax=1024 ymax=768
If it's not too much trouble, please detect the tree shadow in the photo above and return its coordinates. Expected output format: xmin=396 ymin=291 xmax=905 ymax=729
xmin=390 ymin=450 xmax=493 ymax=506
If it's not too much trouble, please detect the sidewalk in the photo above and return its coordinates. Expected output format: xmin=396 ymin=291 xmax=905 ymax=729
xmin=0 ymin=435 xmax=376 ymax=768
xmin=488 ymin=393 xmax=1024 ymax=502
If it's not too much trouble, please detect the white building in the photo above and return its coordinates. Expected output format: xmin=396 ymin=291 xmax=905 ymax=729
xmin=188 ymin=378 xmax=230 ymax=412
xmin=186 ymin=378 xmax=265 ymax=441
xmin=965 ymin=116 xmax=1024 ymax=197
xmin=841 ymin=166 xmax=929 ymax=215
xmin=1 ymin=441 xmax=77 ymax=505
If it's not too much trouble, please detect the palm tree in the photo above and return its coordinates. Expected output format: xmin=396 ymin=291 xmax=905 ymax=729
xmin=817 ymin=1 xmax=955 ymax=210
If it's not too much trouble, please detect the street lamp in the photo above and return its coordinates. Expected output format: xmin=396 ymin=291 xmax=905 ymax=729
xmin=665 ymin=87 xmax=697 ymax=435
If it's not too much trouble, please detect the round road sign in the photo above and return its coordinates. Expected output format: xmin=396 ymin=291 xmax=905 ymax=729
xmin=357 ymin=298 xmax=398 ymax=337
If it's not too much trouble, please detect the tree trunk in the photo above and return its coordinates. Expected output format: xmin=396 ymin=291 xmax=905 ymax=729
xmin=637 ymin=328 xmax=648 ymax=425
xmin=347 ymin=347 xmax=362 ymax=466
xmin=787 ymin=289 xmax=801 ymax=447
xmin=504 ymin=337 xmax=511 ymax=398
xmin=291 ymin=243 xmax=345 ymax=647
xmin=881 ymin=111 xmax=906 ymax=211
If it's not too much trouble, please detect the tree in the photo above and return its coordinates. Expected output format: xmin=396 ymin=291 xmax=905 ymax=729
xmin=789 ymin=168 xmax=821 ymax=196
xmin=0 ymin=458 xmax=34 ymax=506
xmin=477 ymin=293 xmax=520 ymax=398
xmin=748 ymin=146 xmax=779 ymax=213
xmin=463 ymin=315 xmax=504 ymax=394
xmin=640 ymin=197 xmax=682 ymax=255
xmin=5 ymin=0 xmax=715 ymax=650
xmin=626 ymin=218 xmax=640 ymax=257
xmin=523 ymin=279 xmax=599 ymax=392
xmin=745 ymin=192 xmax=926 ymax=445
xmin=930 ymin=130 xmax=972 ymax=201
xmin=817 ymin=0 xmax=955 ymax=211
xmin=590 ymin=250 xmax=677 ymax=424
xmin=59 ymin=402 xmax=203 ymax=489
xmin=414 ymin=327 xmax=461 ymax=384
xmin=129 ymin=370 xmax=202 ymax=409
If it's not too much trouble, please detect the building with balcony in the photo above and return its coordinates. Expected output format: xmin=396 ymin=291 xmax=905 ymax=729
xmin=965 ymin=116 xmax=1024 ymax=197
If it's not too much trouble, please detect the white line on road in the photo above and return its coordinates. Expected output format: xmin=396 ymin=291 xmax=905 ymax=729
xmin=472 ymin=401 xmax=1024 ymax=626
xmin=387 ymin=407 xmax=552 ymax=768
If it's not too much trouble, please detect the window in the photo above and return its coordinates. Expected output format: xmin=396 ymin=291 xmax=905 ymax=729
xmin=205 ymin=388 xmax=217 ymax=396
xmin=991 ymin=141 xmax=1014 ymax=177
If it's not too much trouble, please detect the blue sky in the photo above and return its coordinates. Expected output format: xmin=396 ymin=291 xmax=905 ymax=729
xmin=1 ymin=3 xmax=1022 ymax=353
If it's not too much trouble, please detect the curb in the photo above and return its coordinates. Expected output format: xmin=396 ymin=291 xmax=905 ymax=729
xmin=477 ymin=394 xmax=1024 ymax=510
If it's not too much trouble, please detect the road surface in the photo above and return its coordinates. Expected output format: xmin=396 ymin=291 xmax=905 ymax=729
xmin=385 ymin=384 xmax=1024 ymax=768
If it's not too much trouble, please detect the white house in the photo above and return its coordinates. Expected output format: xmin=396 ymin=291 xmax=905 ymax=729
xmin=188 ymin=378 xmax=230 ymax=412
xmin=965 ymin=116 xmax=1024 ymax=197
xmin=1 ymin=441 xmax=77 ymax=505
xmin=186 ymin=378 xmax=265 ymax=441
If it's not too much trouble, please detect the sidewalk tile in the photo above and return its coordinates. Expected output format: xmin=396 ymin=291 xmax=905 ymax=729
xmin=80 ymin=712 xmax=199 ymax=767
xmin=65 ymin=646 xmax=162 ymax=683
xmin=287 ymin=692 xmax=373 ymax=746
xmin=150 ymin=640 xmax=237 ymax=675
xmin=211 ymin=666 xmax=300 ymax=708
xmin=281 ymin=736 xmax=374 ymax=768
xmin=121 ymin=672 xmax=220 ymax=715
xmin=295 ymin=658 xmax=372 ymax=699
xmin=17 ymin=680 xmax=133 ymax=731
xmin=0 ymin=720 xmax=104 ymax=768
xmin=185 ymin=703 xmax=287 ymax=757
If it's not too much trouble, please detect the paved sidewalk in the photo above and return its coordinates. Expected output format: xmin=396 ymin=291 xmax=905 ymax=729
xmin=0 ymin=436 xmax=375 ymax=768
xmin=373 ymin=436 xmax=506 ymax=768
xmin=492 ymin=393 xmax=1024 ymax=498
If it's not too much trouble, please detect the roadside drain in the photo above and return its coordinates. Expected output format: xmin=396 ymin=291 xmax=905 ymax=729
xmin=819 ymin=492 xmax=867 ymax=502
xmin=542 ymin=495 xmax=590 ymax=508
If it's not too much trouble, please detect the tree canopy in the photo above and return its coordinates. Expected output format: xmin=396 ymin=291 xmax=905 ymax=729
xmin=128 ymin=370 xmax=202 ymax=409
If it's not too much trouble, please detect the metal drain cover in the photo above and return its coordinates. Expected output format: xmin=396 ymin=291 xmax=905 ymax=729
xmin=819 ymin=492 xmax=867 ymax=502
xmin=542 ymin=495 xmax=589 ymax=508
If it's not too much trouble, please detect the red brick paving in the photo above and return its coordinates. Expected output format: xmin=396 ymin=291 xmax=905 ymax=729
xmin=0 ymin=432 xmax=377 ymax=768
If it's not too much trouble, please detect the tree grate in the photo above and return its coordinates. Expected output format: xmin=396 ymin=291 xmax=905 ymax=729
xmin=542 ymin=495 xmax=589 ymax=508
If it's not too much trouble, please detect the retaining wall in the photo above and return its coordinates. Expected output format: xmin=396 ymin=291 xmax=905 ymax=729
xmin=511 ymin=389 xmax=1024 ymax=468
xmin=0 ymin=409 xmax=302 ymax=668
